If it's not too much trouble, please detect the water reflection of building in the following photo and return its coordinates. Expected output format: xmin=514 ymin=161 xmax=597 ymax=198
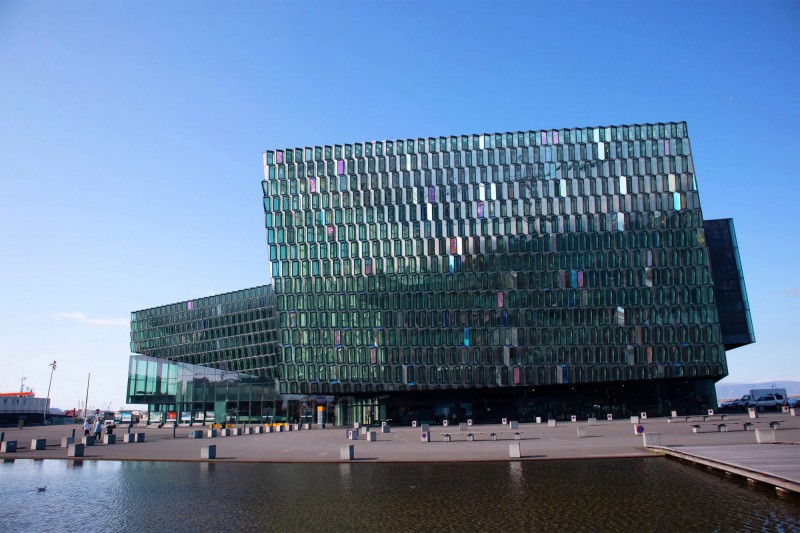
xmin=128 ymin=122 xmax=754 ymax=425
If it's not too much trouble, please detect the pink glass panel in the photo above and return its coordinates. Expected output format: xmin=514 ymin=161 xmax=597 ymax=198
xmin=276 ymin=151 xmax=283 ymax=164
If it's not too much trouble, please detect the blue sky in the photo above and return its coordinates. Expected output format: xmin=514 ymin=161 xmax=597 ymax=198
xmin=1 ymin=1 xmax=797 ymax=410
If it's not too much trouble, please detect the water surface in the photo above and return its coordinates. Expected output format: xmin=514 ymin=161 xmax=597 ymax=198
xmin=0 ymin=458 xmax=796 ymax=532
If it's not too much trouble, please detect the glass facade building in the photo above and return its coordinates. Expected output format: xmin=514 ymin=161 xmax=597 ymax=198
xmin=129 ymin=122 xmax=753 ymax=425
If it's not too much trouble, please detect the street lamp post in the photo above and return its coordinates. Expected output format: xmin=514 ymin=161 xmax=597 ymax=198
xmin=44 ymin=360 xmax=57 ymax=424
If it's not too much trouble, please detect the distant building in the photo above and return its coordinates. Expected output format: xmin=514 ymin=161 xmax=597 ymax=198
xmin=128 ymin=122 xmax=753 ymax=425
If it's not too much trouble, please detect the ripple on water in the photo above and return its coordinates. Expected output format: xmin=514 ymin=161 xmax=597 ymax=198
xmin=0 ymin=458 xmax=797 ymax=532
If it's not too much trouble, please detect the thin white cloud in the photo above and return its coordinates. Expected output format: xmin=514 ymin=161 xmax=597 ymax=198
xmin=785 ymin=288 xmax=800 ymax=297
xmin=54 ymin=311 xmax=128 ymax=327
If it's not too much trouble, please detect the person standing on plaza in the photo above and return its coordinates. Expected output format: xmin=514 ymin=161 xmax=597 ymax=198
xmin=93 ymin=417 xmax=102 ymax=441
xmin=83 ymin=418 xmax=91 ymax=436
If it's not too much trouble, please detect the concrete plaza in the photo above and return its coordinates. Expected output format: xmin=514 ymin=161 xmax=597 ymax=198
xmin=1 ymin=412 xmax=797 ymax=466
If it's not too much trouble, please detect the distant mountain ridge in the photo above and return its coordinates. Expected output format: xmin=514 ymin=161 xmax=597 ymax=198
xmin=716 ymin=381 xmax=800 ymax=400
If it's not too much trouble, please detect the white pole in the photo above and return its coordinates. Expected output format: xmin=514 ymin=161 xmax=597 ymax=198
xmin=84 ymin=373 xmax=91 ymax=420
xmin=44 ymin=361 xmax=57 ymax=424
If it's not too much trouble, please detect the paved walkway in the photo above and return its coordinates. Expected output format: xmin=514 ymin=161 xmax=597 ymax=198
xmin=2 ymin=412 xmax=797 ymax=468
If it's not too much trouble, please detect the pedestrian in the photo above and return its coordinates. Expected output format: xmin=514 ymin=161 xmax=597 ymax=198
xmin=83 ymin=418 xmax=91 ymax=437
xmin=93 ymin=418 xmax=102 ymax=441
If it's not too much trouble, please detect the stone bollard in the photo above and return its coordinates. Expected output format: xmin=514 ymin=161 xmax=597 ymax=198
xmin=221 ymin=428 xmax=231 ymax=437
xmin=366 ymin=431 xmax=377 ymax=442
xmin=743 ymin=423 xmax=755 ymax=431
xmin=123 ymin=433 xmax=135 ymax=443
xmin=245 ymin=427 xmax=254 ymax=435
xmin=135 ymin=433 xmax=146 ymax=443
xmin=748 ymin=407 xmax=758 ymax=419
xmin=201 ymin=445 xmax=216 ymax=459
xmin=340 ymin=445 xmax=354 ymax=460
xmin=233 ymin=428 xmax=243 ymax=436
xmin=691 ymin=425 xmax=702 ymax=433
xmin=83 ymin=436 xmax=95 ymax=446
xmin=254 ymin=426 xmax=263 ymax=434
xmin=671 ymin=410 xmax=678 ymax=418
xmin=266 ymin=426 xmax=274 ymax=433
xmin=769 ymin=422 xmax=781 ymax=430
xmin=718 ymin=424 xmax=728 ymax=432
xmin=275 ymin=426 xmax=283 ymax=433
xmin=359 ymin=426 xmax=369 ymax=435
xmin=420 ymin=431 xmax=430 ymax=443
xmin=577 ymin=427 xmax=586 ymax=438
xmin=630 ymin=416 xmax=640 ymax=424
xmin=303 ymin=423 xmax=311 ymax=430
xmin=381 ymin=425 xmax=390 ymax=434
xmin=189 ymin=431 xmax=203 ymax=439
xmin=643 ymin=433 xmax=661 ymax=446
xmin=61 ymin=437 xmax=74 ymax=448
xmin=547 ymin=420 xmax=557 ymax=428
xmin=207 ymin=429 xmax=217 ymax=438
xmin=347 ymin=430 xmax=359 ymax=440
xmin=509 ymin=442 xmax=521 ymax=458
xmin=755 ymin=429 xmax=777 ymax=444
xmin=103 ymin=434 xmax=116 ymax=445
xmin=1 ymin=440 xmax=17 ymax=453
xmin=67 ymin=443 xmax=84 ymax=457
xmin=509 ymin=421 xmax=519 ymax=429
xmin=588 ymin=418 xmax=597 ymax=426
xmin=535 ymin=417 xmax=542 ymax=424
xmin=353 ymin=423 xmax=361 ymax=429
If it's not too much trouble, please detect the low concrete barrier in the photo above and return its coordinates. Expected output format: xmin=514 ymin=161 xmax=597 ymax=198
xmin=509 ymin=421 xmax=519 ymax=429
xmin=547 ymin=420 xmax=557 ymax=428
xmin=30 ymin=438 xmax=46 ymax=451
xmin=366 ymin=431 xmax=377 ymax=442
xmin=61 ymin=437 xmax=74 ymax=448
xmin=576 ymin=427 xmax=586 ymax=438
xmin=755 ymin=429 xmax=777 ymax=444
xmin=1 ymin=440 xmax=17 ymax=453
xmin=254 ymin=426 xmax=264 ymax=434
xmin=630 ymin=416 xmax=640 ymax=424
xmin=718 ymin=424 xmax=728 ymax=432
xmin=201 ymin=445 xmax=216 ymax=459
xmin=123 ymin=433 xmax=136 ymax=443
xmin=103 ymin=434 xmax=116 ymax=445
xmin=588 ymin=418 xmax=598 ymax=426
xmin=509 ymin=443 xmax=521 ymax=458
xmin=791 ymin=408 xmax=797 ymax=417
xmin=743 ymin=423 xmax=755 ymax=431
xmin=67 ymin=443 xmax=84 ymax=457
xmin=347 ymin=430 xmax=358 ymax=440
xmin=83 ymin=436 xmax=95 ymax=446
xmin=381 ymin=426 xmax=390 ymax=434
xmin=135 ymin=433 xmax=145 ymax=443
xmin=340 ymin=444 xmax=354 ymax=460
xmin=691 ymin=425 xmax=702 ymax=433
xmin=245 ymin=427 xmax=254 ymax=435
xmin=189 ymin=431 xmax=203 ymax=439
xmin=220 ymin=429 xmax=231 ymax=437
xmin=643 ymin=433 xmax=661 ymax=446
xmin=769 ymin=421 xmax=781 ymax=430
